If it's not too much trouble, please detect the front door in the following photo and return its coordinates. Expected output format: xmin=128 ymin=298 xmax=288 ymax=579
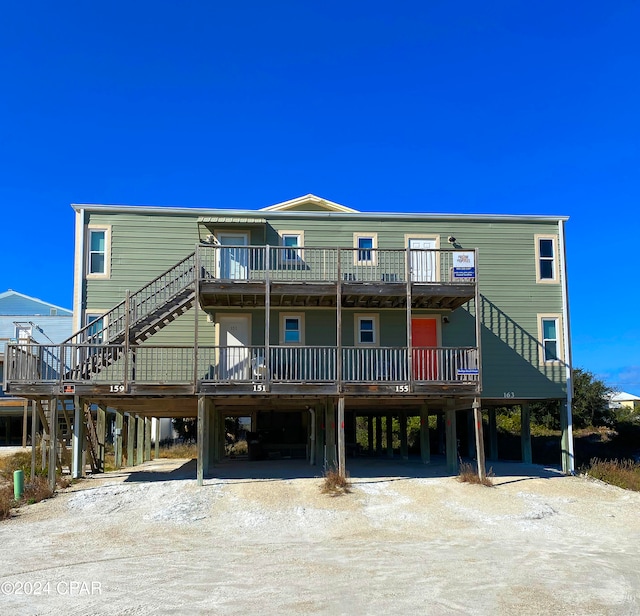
xmin=409 ymin=238 xmax=437 ymax=282
xmin=412 ymin=317 xmax=439 ymax=380
xmin=218 ymin=315 xmax=251 ymax=380
xmin=218 ymin=233 xmax=249 ymax=280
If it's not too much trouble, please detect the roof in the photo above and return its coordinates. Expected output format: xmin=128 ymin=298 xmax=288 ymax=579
xmin=72 ymin=194 xmax=569 ymax=222
xmin=0 ymin=290 xmax=72 ymax=317
xmin=610 ymin=392 xmax=640 ymax=402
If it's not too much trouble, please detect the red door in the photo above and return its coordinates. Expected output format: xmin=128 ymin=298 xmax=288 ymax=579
xmin=412 ymin=318 xmax=438 ymax=380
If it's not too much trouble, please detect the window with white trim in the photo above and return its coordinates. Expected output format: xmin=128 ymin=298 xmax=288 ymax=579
xmin=281 ymin=233 xmax=302 ymax=262
xmin=353 ymin=233 xmax=378 ymax=265
xmin=87 ymin=226 xmax=111 ymax=278
xmin=537 ymin=314 xmax=563 ymax=364
xmin=535 ymin=235 xmax=558 ymax=283
xmin=355 ymin=313 xmax=379 ymax=346
xmin=279 ymin=313 xmax=304 ymax=345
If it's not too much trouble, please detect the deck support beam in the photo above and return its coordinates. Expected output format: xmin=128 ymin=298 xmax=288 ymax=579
xmin=467 ymin=410 xmax=476 ymax=459
xmin=488 ymin=408 xmax=498 ymax=461
xmin=521 ymin=403 xmax=532 ymax=464
xmin=445 ymin=402 xmax=458 ymax=474
xmin=72 ymin=396 xmax=85 ymax=479
xmin=136 ymin=416 xmax=144 ymax=465
xmin=386 ymin=414 xmax=393 ymax=458
xmin=97 ymin=405 xmax=106 ymax=471
xmin=375 ymin=415 xmax=382 ymax=455
xmin=127 ymin=413 xmax=135 ymax=466
xmin=420 ymin=403 xmax=430 ymax=464
xmin=144 ymin=417 xmax=152 ymax=461
xmin=114 ymin=411 xmax=124 ymax=469
xmin=154 ymin=418 xmax=160 ymax=460
xmin=473 ymin=398 xmax=486 ymax=481
xmin=337 ymin=397 xmax=346 ymax=478
xmin=48 ymin=397 xmax=58 ymax=491
xmin=197 ymin=395 xmax=206 ymax=486
xmin=30 ymin=400 xmax=37 ymax=481
xmin=314 ymin=403 xmax=324 ymax=467
xmin=325 ymin=399 xmax=337 ymax=470
xmin=400 ymin=410 xmax=408 ymax=460
xmin=560 ymin=401 xmax=573 ymax=474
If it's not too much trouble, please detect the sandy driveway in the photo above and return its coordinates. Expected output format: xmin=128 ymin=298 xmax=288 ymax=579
xmin=1 ymin=457 xmax=639 ymax=615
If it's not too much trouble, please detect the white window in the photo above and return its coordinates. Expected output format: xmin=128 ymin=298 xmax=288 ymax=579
xmin=538 ymin=314 xmax=563 ymax=364
xmin=535 ymin=235 xmax=558 ymax=283
xmin=86 ymin=313 xmax=106 ymax=344
xmin=87 ymin=226 xmax=111 ymax=278
xmin=353 ymin=233 xmax=378 ymax=265
xmin=280 ymin=231 xmax=304 ymax=262
xmin=355 ymin=313 xmax=379 ymax=346
xmin=279 ymin=313 xmax=304 ymax=345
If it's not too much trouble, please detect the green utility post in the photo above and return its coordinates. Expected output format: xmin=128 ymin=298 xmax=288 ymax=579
xmin=14 ymin=470 xmax=24 ymax=499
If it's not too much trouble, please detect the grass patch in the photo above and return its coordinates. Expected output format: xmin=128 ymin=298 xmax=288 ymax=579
xmin=0 ymin=484 xmax=15 ymax=520
xmin=157 ymin=443 xmax=198 ymax=459
xmin=457 ymin=461 xmax=494 ymax=487
xmin=586 ymin=458 xmax=640 ymax=492
xmin=320 ymin=468 xmax=352 ymax=496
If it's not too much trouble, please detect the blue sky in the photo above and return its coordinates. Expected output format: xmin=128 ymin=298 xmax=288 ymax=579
xmin=1 ymin=1 xmax=639 ymax=391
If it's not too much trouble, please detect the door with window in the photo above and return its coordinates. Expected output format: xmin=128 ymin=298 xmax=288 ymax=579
xmin=412 ymin=317 xmax=439 ymax=380
xmin=218 ymin=315 xmax=251 ymax=380
xmin=409 ymin=238 xmax=437 ymax=282
xmin=218 ymin=233 xmax=249 ymax=280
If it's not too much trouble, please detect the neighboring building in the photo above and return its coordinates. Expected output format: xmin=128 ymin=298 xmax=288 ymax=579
xmin=4 ymin=194 xmax=574 ymax=480
xmin=0 ymin=290 xmax=73 ymax=445
xmin=608 ymin=392 xmax=640 ymax=412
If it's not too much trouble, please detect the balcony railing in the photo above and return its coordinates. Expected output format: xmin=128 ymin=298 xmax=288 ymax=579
xmin=199 ymin=246 xmax=476 ymax=285
xmin=4 ymin=344 xmax=479 ymax=388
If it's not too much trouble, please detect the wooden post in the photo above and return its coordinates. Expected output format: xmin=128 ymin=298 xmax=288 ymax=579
xmin=114 ymin=411 xmax=123 ymax=468
xmin=445 ymin=402 xmax=458 ymax=474
xmin=400 ymin=410 xmax=408 ymax=460
xmin=560 ymin=401 xmax=572 ymax=474
xmin=71 ymin=396 xmax=85 ymax=479
xmin=136 ymin=416 xmax=144 ymax=465
xmin=473 ymin=398 xmax=486 ymax=481
xmin=488 ymin=408 xmax=498 ymax=461
xmin=325 ymin=399 xmax=337 ymax=470
xmin=386 ymin=413 xmax=393 ymax=459
xmin=144 ymin=417 xmax=152 ymax=461
xmin=22 ymin=399 xmax=28 ymax=447
xmin=30 ymin=400 xmax=37 ymax=480
xmin=375 ymin=415 xmax=382 ymax=456
xmin=154 ymin=418 xmax=160 ymax=460
xmin=367 ymin=414 xmax=374 ymax=455
xmin=521 ymin=403 xmax=532 ymax=464
xmin=420 ymin=403 xmax=430 ymax=464
xmin=127 ymin=413 xmax=135 ymax=466
xmin=337 ymin=397 xmax=346 ymax=478
xmin=197 ymin=396 xmax=205 ymax=486
xmin=315 ymin=403 xmax=324 ymax=467
xmin=48 ymin=397 xmax=58 ymax=491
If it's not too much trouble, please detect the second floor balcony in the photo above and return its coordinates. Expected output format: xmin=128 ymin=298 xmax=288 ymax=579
xmin=198 ymin=245 xmax=477 ymax=309
xmin=4 ymin=343 xmax=480 ymax=398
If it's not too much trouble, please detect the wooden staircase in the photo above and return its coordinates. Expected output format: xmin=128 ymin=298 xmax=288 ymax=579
xmin=64 ymin=252 xmax=197 ymax=380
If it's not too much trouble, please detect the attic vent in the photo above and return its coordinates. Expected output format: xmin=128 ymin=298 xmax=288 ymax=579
xmin=50 ymin=308 xmax=57 ymax=316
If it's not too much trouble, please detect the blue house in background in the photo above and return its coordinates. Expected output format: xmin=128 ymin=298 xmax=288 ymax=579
xmin=0 ymin=290 xmax=73 ymax=445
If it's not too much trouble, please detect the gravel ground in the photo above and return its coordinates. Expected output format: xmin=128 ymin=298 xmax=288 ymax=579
xmin=1 ymin=456 xmax=639 ymax=615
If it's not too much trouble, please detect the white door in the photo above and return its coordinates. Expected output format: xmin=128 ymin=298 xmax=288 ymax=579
xmin=218 ymin=233 xmax=249 ymax=280
xmin=409 ymin=238 xmax=437 ymax=282
xmin=218 ymin=315 xmax=251 ymax=380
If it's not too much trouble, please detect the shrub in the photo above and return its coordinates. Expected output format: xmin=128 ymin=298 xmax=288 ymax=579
xmin=457 ymin=461 xmax=494 ymax=487
xmin=23 ymin=476 xmax=54 ymax=504
xmin=320 ymin=468 xmax=352 ymax=496
xmin=0 ymin=485 xmax=15 ymax=520
xmin=586 ymin=458 xmax=640 ymax=492
xmin=157 ymin=443 xmax=198 ymax=459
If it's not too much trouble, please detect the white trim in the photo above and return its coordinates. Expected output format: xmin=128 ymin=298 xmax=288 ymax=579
xmin=534 ymin=234 xmax=559 ymax=284
xmin=353 ymin=233 xmax=378 ymax=266
xmin=355 ymin=313 xmax=379 ymax=347
xmin=260 ymin=194 xmax=359 ymax=213
xmin=86 ymin=224 xmax=111 ymax=279
xmin=279 ymin=313 xmax=305 ymax=345
xmin=537 ymin=313 xmax=564 ymax=365
xmin=73 ymin=208 xmax=85 ymax=332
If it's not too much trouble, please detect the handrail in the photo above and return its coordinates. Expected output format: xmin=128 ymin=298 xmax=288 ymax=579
xmin=64 ymin=251 xmax=196 ymax=346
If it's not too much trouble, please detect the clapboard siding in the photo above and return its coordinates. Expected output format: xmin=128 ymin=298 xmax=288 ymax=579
xmin=82 ymin=208 xmax=566 ymax=400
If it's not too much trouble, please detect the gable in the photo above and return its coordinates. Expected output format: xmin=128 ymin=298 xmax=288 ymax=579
xmin=260 ymin=194 xmax=359 ymax=213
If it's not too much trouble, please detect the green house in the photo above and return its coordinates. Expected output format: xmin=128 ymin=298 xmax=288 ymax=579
xmin=4 ymin=194 xmax=574 ymax=482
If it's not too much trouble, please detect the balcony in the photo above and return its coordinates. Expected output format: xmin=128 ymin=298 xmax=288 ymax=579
xmin=198 ymin=245 xmax=477 ymax=309
xmin=4 ymin=343 xmax=480 ymax=398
